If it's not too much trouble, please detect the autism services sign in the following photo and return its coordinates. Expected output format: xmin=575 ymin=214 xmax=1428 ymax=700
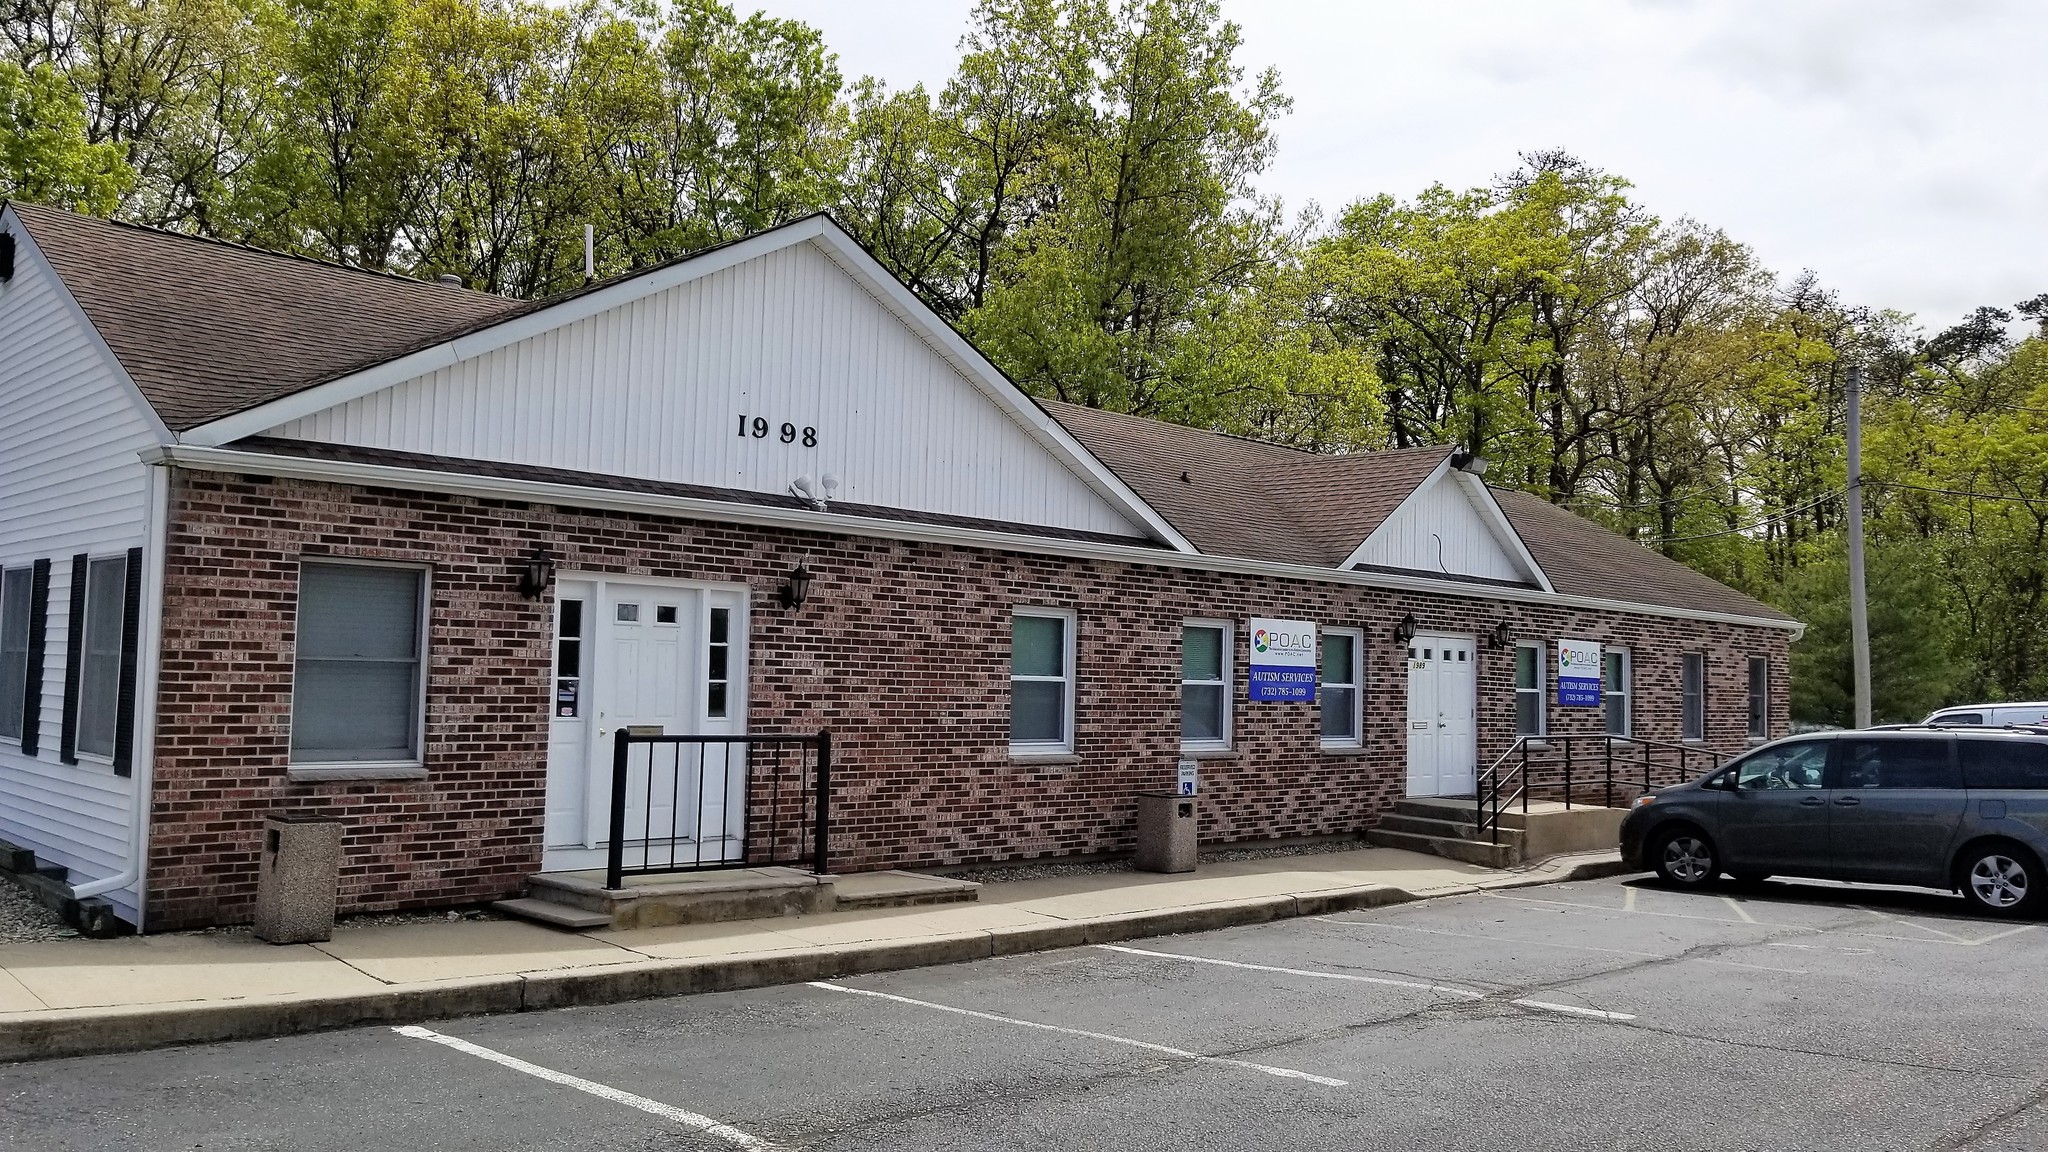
xmin=1557 ymin=639 xmax=1602 ymax=707
xmin=1248 ymin=618 xmax=1317 ymax=702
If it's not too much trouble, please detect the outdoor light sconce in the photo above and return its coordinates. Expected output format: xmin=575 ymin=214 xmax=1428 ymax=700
xmin=777 ymin=563 xmax=814 ymax=610
xmin=1393 ymin=612 xmax=1417 ymax=645
xmin=1488 ymin=620 xmax=1513 ymax=649
xmin=516 ymin=544 xmax=556 ymax=600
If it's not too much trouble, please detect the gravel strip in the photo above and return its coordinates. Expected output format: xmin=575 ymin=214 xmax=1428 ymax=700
xmin=0 ymin=880 xmax=78 ymax=943
xmin=948 ymin=837 xmax=1375 ymax=885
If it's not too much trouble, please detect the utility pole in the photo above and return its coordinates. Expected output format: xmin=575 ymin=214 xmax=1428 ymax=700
xmin=1846 ymin=363 xmax=1872 ymax=728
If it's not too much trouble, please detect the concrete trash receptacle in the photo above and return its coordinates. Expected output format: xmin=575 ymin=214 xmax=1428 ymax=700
xmin=253 ymin=814 xmax=344 ymax=944
xmin=1134 ymin=790 xmax=1198 ymax=873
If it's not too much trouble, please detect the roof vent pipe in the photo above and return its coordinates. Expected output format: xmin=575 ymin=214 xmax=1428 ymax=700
xmin=437 ymin=273 xmax=462 ymax=287
xmin=584 ymin=223 xmax=595 ymax=285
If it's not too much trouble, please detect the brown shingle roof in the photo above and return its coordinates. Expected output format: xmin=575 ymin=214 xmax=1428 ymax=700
xmin=8 ymin=201 xmax=523 ymax=431
xmin=1490 ymin=488 xmax=1793 ymax=621
xmin=1044 ymin=400 xmax=1452 ymax=566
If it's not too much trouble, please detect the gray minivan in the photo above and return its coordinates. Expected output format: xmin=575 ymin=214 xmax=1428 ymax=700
xmin=1619 ymin=727 xmax=2048 ymax=916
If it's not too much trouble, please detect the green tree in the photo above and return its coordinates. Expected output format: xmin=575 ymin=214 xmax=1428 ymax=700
xmin=0 ymin=58 xmax=131 ymax=211
xmin=1782 ymin=542 xmax=1961 ymax=726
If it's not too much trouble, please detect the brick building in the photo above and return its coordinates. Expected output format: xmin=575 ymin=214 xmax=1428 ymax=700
xmin=0 ymin=203 xmax=1799 ymax=931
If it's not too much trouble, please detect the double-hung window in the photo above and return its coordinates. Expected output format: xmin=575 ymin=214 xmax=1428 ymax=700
xmin=291 ymin=561 xmax=427 ymax=765
xmin=1747 ymin=657 xmax=1770 ymax=741
xmin=1011 ymin=609 xmax=1074 ymax=753
xmin=1320 ymin=629 xmax=1362 ymax=747
xmin=1514 ymin=642 xmax=1545 ymax=738
xmin=1603 ymin=648 xmax=1632 ymax=737
xmin=74 ymin=556 xmax=128 ymax=760
xmin=1681 ymin=653 xmax=1706 ymax=742
xmin=1180 ymin=621 xmax=1231 ymax=751
xmin=0 ymin=568 xmax=29 ymax=742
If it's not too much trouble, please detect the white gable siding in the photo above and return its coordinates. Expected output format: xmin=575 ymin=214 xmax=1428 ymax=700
xmin=269 ymin=241 xmax=1149 ymax=539
xmin=0 ymin=233 xmax=157 ymax=924
xmin=1350 ymin=474 xmax=1531 ymax=584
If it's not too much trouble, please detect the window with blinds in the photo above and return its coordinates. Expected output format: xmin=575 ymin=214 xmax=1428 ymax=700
xmin=290 ymin=562 xmax=426 ymax=764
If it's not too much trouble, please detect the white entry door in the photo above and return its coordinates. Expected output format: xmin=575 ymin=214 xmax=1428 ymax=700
xmin=543 ymin=577 xmax=748 ymax=872
xmin=1406 ymin=633 xmax=1477 ymax=796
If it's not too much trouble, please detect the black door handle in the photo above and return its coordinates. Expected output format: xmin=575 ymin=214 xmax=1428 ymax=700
xmin=1800 ymin=796 xmax=1826 ymax=806
xmin=1835 ymin=797 xmax=1862 ymax=806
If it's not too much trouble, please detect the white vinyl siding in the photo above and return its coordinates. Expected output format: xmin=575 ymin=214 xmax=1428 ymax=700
xmin=290 ymin=563 xmax=427 ymax=764
xmin=1181 ymin=621 xmax=1230 ymax=751
xmin=0 ymin=568 xmax=27 ymax=741
xmin=1681 ymin=653 xmax=1706 ymax=742
xmin=1010 ymin=609 xmax=1074 ymax=753
xmin=1604 ymin=649 xmax=1632 ymax=737
xmin=74 ymin=555 xmax=128 ymax=760
xmin=1320 ymin=629 xmax=1362 ymax=747
xmin=1348 ymin=472 xmax=1532 ymax=583
xmin=268 ymin=241 xmax=1149 ymax=540
xmin=0 ymin=218 xmax=159 ymax=923
xmin=1514 ymin=642 xmax=1545 ymax=738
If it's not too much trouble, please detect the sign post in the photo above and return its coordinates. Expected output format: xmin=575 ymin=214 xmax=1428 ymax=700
xmin=1557 ymin=640 xmax=1602 ymax=707
xmin=1247 ymin=618 xmax=1317 ymax=702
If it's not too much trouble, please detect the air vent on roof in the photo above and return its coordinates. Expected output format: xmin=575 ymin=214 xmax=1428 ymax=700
xmin=437 ymin=273 xmax=462 ymax=286
xmin=0 ymin=233 xmax=14 ymax=282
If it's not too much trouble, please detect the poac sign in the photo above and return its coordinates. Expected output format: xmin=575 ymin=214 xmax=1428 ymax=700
xmin=1248 ymin=617 xmax=1316 ymax=703
xmin=1557 ymin=639 xmax=1602 ymax=707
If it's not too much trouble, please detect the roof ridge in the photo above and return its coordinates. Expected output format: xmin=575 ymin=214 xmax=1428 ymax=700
xmin=1042 ymin=398 xmax=1456 ymax=464
xmin=6 ymin=199 xmax=510 ymax=299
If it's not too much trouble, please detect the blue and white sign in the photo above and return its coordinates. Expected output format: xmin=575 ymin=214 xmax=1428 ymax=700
xmin=1248 ymin=617 xmax=1317 ymax=702
xmin=1557 ymin=639 xmax=1602 ymax=707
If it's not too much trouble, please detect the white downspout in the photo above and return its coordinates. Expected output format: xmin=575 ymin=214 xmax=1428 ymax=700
xmin=69 ymin=459 xmax=168 ymax=926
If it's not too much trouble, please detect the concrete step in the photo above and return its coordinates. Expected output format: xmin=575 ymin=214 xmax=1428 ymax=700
xmin=1391 ymin=797 xmax=1530 ymax=830
xmin=831 ymin=870 xmax=980 ymax=911
xmin=528 ymin=867 xmax=833 ymax=931
xmin=491 ymin=898 xmax=614 ymax=931
xmin=1366 ymin=828 xmax=1521 ymax=869
xmin=1376 ymin=812 xmax=1526 ymax=849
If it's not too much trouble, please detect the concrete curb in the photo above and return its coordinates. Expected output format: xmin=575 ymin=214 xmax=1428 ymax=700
xmin=0 ymin=859 xmax=1633 ymax=1064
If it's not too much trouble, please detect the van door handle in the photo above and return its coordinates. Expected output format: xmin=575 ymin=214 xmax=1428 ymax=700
xmin=1800 ymin=796 xmax=1826 ymax=806
xmin=1834 ymin=796 xmax=1861 ymax=806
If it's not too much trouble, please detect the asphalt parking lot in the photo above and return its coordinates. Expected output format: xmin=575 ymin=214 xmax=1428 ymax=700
xmin=4 ymin=874 xmax=2045 ymax=1152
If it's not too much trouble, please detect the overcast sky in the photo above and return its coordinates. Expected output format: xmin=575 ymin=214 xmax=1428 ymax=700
xmin=757 ymin=0 xmax=2045 ymax=332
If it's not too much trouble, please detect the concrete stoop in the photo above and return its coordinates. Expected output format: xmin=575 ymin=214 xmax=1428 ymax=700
xmin=1367 ymin=797 xmax=1626 ymax=870
xmin=493 ymin=867 xmax=981 ymax=931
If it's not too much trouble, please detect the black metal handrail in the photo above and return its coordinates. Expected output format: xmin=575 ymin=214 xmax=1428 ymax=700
xmin=1474 ymin=734 xmax=1722 ymax=845
xmin=605 ymin=730 xmax=832 ymax=890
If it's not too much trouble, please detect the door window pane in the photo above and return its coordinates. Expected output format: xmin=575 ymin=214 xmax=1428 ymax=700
xmin=1731 ymin=740 xmax=1829 ymax=790
xmin=1011 ymin=612 xmax=1072 ymax=748
xmin=1836 ymin=738 xmax=1957 ymax=790
xmin=76 ymin=556 xmax=127 ymax=759
xmin=292 ymin=563 xmax=424 ymax=763
xmin=555 ymin=598 xmax=582 ymax=718
xmin=1321 ymin=631 xmax=1360 ymax=743
xmin=1960 ymin=740 xmax=2048 ymax=789
xmin=706 ymin=606 xmax=732 ymax=719
xmin=0 ymin=568 xmax=28 ymax=741
xmin=1181 ymin=624 xmax=1228 ymax=748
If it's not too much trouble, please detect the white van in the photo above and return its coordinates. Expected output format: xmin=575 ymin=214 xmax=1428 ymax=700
xmin=1926 ymin=702 xmax=2048 ymax=728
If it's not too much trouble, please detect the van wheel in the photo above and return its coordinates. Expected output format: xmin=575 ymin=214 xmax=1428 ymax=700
xmin=1651 ymin=828 xmax=1719 ymax=889
xmin=1957 ymin=844 xmax=2043 ymax=917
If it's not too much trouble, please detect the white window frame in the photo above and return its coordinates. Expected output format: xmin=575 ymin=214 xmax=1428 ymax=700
xmin=1747 ymin=656 xmax=1770 ymax=743
xmin=0 ymin=566 xmax=30 ymax=743
xmin=1604 ymin=647 xmax=1632 ymax=738
xmin=1010 ymin=607 xmax=1076 ymax=757
xmin=1180 ymin=619 xmax=1233 ymax=753
xmin=74 ymin=554 xmax=129 ymax=763
xmin=1512 ymin=640 xmax=1547 ymax=740
xmin=1320 ymin=626 xmax=1363 ymax=750
xmin=287 ymin=559 xmax=431 ymax=773
xmin=1681 ymin=652 xmax=1707 ymax=742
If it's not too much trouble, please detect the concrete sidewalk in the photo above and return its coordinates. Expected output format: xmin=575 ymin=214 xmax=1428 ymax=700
xmin=0 ymin=846 xmax=1629 ymax=1063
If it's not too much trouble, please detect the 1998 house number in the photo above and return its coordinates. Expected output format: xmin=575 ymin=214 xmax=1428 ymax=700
xmin=736 ymin=415 xmax=818 ymax=446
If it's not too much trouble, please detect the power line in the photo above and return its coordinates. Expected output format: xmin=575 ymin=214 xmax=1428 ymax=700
xmin=1641 ymin=488 xmax=1846 ymax=545
xmin=1869 ymin=480 xmax=2048 ymax=505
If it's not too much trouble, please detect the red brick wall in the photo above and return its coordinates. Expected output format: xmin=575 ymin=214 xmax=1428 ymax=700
xmin=147 ymin=471 xmax=1792 ymax=929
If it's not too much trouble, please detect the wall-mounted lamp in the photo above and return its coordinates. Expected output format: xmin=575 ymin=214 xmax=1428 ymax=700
xmin=1488 ymin=620 xmax=1513 ymax=649
xmin=1392 ymin=612 xmax=1417 ymax=645
xmin=516 ymin=543 xmax=556 ymax=600
xmin=777 ymin=563 xmax=814 ymax=610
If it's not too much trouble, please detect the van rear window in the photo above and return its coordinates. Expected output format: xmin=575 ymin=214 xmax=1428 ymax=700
xmin=1934 ymin=713 xmax=1984 ymax=725
xmin=1960 ymin=740 xmax=2048 ymax=789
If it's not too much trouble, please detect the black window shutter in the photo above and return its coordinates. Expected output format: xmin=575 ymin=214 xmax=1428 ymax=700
xmin=20 ymin=559 xmax=49 ymax=756
xmin=59 ymin=553 xmax=86 ymax=765
xmin=111 ymin=547 xmax=142 ymax=776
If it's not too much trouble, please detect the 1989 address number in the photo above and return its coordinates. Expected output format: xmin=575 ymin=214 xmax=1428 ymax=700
xmin=736 ymin=415 xmax=817 ymax=447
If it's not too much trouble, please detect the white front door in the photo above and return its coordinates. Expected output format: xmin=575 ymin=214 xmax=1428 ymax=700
xmin=542 ymin=576 xmax=748 ymax=872
xmin=1406 ymin=633 xmax=1477 ymax=796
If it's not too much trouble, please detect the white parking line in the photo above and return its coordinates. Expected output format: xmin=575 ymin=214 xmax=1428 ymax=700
xmin=1095 ymin=944 xmax=1637 ymax=1022
xmin=1721 ymin=896 xmax=1758 ymax=924
xmin=807 ymin=981 xmax=1348 ymax=1087
xmin=1486 ymin=891 xmax=1814 ymax=930
xmin=391 ymin=1025 xmax=782 ymax=1151
xmin=1309 ymin=916 xmax=1664 ymax=959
